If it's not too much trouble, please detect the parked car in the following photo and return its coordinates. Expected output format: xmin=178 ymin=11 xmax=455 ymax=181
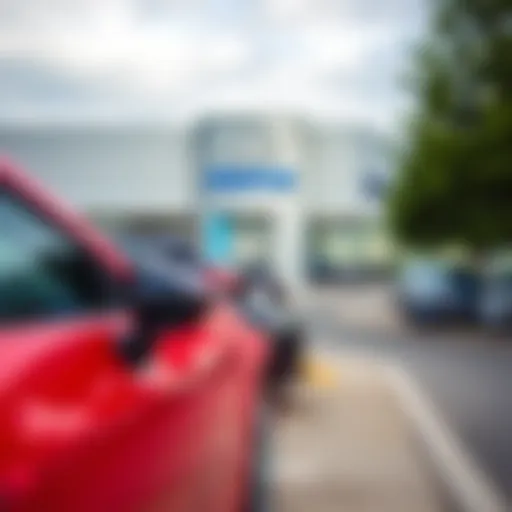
xmin=0 ymin=158 xmax=270 ymax=512
xmin=237 ymin=262 xmax=305 ymax=388
xmin=307 ymin=255 xmax=335 ymax=284
xmin=396 ymin=259 xmax=481 ymax=326
xmin=240 ymin=262 xmax=287 ymax=303
xmin=480 ymin=269 xmax=512 ymax=333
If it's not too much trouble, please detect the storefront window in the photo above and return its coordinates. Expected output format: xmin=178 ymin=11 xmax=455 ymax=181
xmin=307 ymin=218 xmax=395 ymax=281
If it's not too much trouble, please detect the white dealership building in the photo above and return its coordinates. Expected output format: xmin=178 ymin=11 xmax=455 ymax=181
xmin=0 ymin=114 xmax=393 ymax=287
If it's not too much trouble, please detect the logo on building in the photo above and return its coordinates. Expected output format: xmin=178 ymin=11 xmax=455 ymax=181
xmin=204 ymin=165 xmax=297 ymax=193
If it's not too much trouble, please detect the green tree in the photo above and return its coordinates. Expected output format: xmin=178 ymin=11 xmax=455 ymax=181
xmin=388 ymin=0 xmax=512 ymax=254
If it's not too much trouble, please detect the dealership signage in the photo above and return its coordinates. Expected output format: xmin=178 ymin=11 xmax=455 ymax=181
xmin=204 ymin=165 xmax=297 ymax=193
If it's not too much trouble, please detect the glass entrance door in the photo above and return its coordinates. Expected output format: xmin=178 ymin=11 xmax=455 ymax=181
xmin=231 ymin=216 xmax=273 ymax=268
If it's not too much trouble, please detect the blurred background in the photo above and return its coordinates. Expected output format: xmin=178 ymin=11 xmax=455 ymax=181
xmin=0 ymin=0 xmax=420 ymax=289
xmin=1 ymin=0 xmax=512 ymax=509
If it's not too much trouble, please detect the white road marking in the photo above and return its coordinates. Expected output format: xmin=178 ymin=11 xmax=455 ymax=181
xmin=309 ymin=348 xmax=509 ymax=511
xmin=386 ymin=364 xmax=509 ymax=512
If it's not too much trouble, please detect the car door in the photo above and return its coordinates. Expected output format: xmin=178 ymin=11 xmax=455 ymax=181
xmin=0 ymin=161 xmax=266 ymax=512
xmin=116 ymin=232 xmax=268 ymax=512
xmin=114 ymin=229 xmax=268 ymax=512
xmin=0 ymin=176 xmax=142 ymax=509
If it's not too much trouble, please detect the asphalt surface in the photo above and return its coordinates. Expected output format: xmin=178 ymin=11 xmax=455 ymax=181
xmin=307 ymin=315 xmax=512 ymax=503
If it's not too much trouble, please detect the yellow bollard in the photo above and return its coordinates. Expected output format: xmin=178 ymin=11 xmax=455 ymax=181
xmin=300 ymin=353 xmax=339 ymax=389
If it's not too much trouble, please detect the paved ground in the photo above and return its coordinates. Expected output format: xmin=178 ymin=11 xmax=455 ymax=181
xmin=402 ymin=344 xmax=512 ymax=504
xmin=273 ymin=358 xmax=445 ymax=512
xmin=298 ymin=284 xmax=401 ymax=335
xmin=305 ymin=317 xmax=512 ymax=505
xmin=299 ymin=284 xmax=496 ymax=344
xmin=294 ymin=285 xmax=512 ymax=509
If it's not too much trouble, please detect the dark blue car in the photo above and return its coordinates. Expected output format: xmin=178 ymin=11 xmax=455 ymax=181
xmin=397 ymin=260 xmax=481 ymax=326
xmin=480 ymin=269 xmax=512 ymax=333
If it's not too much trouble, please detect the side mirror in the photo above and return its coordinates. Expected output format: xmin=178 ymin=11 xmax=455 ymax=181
xmin=119 ymin=265 xmax=210 ymax=364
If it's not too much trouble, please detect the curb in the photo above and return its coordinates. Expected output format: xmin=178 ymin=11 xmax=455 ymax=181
xmin=386 ymin=365 xmax=509 ymax=512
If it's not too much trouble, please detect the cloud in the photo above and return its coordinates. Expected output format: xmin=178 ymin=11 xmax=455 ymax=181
xmin=0 ymin=0 xmax=426 ymax=129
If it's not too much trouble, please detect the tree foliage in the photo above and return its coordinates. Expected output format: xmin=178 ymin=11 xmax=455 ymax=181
xmin=388 ymin=0 xmax=512 ymax=251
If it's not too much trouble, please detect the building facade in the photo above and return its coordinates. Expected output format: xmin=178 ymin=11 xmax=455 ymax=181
xmin=0 ymin=114 xmax=394 ymax=287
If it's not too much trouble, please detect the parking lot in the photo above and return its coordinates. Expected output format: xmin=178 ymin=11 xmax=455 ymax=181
xmin=286 ymin=285 xmax=512 ymax=512
xmin=299 ymin=284 xmax=401 ymax=334
xmin=272 ymin=356 xmax=446 ymax=512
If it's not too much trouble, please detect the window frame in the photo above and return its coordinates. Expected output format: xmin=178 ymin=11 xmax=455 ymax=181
xmin=0 ymin=185 xmax=126 ymax=325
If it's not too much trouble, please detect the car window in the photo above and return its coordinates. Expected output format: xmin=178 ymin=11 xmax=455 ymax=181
xmin=0 ymin=191 xmax=114 ymax=322
xmin=116 ymin=234 xmax=207 ymax=299
xmin=115 ymin=233 xmax=200 ymax=268
xmin=401 ymin=262 xmax=448 ymax=292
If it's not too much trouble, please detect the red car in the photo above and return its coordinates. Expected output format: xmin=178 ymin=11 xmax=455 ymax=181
xmin=0 ymin=158 xmax=270 ymax=512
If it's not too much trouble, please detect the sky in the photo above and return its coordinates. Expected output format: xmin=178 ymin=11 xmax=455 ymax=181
xmin=0 ymin=0 xmax=426 ymax=131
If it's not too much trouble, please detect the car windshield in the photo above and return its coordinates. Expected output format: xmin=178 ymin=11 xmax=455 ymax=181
xmin=403 ymin=261 xmax=447 ymax=281
xmin=401 ymin=261 xmax=450 ymax=293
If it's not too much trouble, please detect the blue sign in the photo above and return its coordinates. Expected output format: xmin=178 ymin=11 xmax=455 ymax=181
xmin=204 ymin=165 xmax=297 ymax=193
